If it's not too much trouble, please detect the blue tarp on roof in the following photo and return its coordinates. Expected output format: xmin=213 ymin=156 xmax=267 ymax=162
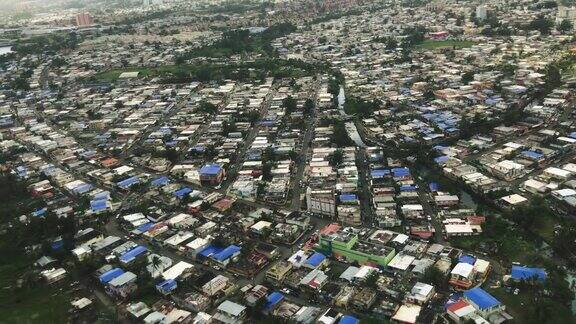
xmin=339 ymin=315 xmax=360 ymax=324
xmin=199 ymin=164 xmax=222 ymax=176
xmin=33 ymin=208 xmax=47 ymax=217
xmin=212 ymin=245 xmax=241 ymax=262
xmin=190 ymin=145 xmax=205 ymax=153
xmin=174 ymin=187 xmax=193 ymax=198
xmin=305 ymin=252 xmax=326 ymax=267
xmin=72 ymin=183 xmax=93 ymax=194
xmin=156 ymin=279 xmax=178 ymax=294
xmin=339 ymin=194 xmax=358 ymax=202
xmin=371 ymin=169 xmax=390 ymax=178
xmin=119 ymin=245 xmax=147 ymax=264
xmin=151 ymin=176 xmax=170 ymax=187
xmin=117 ymin=176 xmax=140 ymax=189
xmin=464 ymin=287 xmax=501 ymax=310
xmin=136 ymin=222 xmax=154 ymax=233
xmin=429 ymin=182 xmax=440 ymax=191
xmin=198 ymin=245 xmax=224 ymax=258
xmin=263 ymin=292 xmax=284 ymax=311
xmin=400 ymin=185 xmax=418 ymax=192
xmin=91 ymin=199 xmax=109 ymax=212
xmin=93 ymin=191 xmax=110 ymax=200
xmin=459 ymin=255 xmax=476 ymax=265
xmin=100 ymin=268 xmax=125 ymax=284
xmin=511 ymin=265 xmax=547 ymax=281
xmin=568 ymin=132 xmax=576 ymax=139
xmin=51 ymin=239 xmax=64 ymax=250
xmin=392 ymin=167 xmax=410 ymax=178
xmin=445 ymin=292 xmax=463 ymax=309
xmin=434 ymin=156 xmax=450 ymax=164
xmin=521 ymin=150 xmax=544 ymax=160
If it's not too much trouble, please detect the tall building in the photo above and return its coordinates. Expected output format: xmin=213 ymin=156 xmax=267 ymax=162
xmin=557 ymin=6 xmax=576 ymax=24
xmin=475 ymin=6 xmax=487 ymax=21
xmin=75 ymin=13 xmax=94 ymax=27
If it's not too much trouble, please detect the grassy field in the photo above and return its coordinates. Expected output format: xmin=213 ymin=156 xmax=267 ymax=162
xmin=416 ymin=39 xmax=476 ymax=50
xmin=0 ymin=251 xmax=71 ymax=323
xmin=489 ymin=287 xmax=575 ymax=324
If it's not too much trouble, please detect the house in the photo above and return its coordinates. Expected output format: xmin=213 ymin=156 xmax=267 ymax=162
xmin=446 ymin=300 xmax=476 ymax=323
xmin=108 ymin=271 xmax=138 ymax=298
xmin=391 ymin=304 xmax=421 ymax=324
xmin=213 ymin=300 xmax=246 ymax=324
xmin=156 ymin=279 xmax=177 ymax=295
xmin=202 ymin=275 xmax=229 ymax=296
xmin=41 ymin=267 xmax=67 ymax=284
xmin=449 ymin=262 xmax=475 ymax=290
xmin=211 ymin=245 xmax=241 ymax=268
xmin=303 ymin=252 xmax=328 ymax=269
xmin=266 ymin=261 xmax=293 ymax=283
xmin=199 ymin=164 xmax=226 ymax=186
xmin=405 ymin=282 xmax=435 ymax=305
xmin=463 ymin=287 xmax=510 ymax=320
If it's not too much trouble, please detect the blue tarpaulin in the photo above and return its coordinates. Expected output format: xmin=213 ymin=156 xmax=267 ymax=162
xmin=156 ymin=279 xmax=178 ymax=294
xmin=91 ymin=199 xmax=109 ymax=212
xmin=400 ymin=185 xmax=418 ymax=192
xmin=339 ymin=315 xmax=360 ymax=324
xmin=51 ymin=239 xmax=64 ymax=250
xmin=392 ymin=167 xmax=410 ymax=178
xmin=72 ymin=183 xmax=93 ymax=194
xmin=305 ymin=252 xmax=326 ymax=268
xmin=151 ymin=176 xmax=170 ymax=187
xmin=371 ymin=169 xmax=390 ymax=178
xmin=199 ymin=164 xmax=222 ymax=175
xmin=199 ymin=245 xmax=224 ymax=258
xmin=263 ymin=292 xmax=284 ymax=311
xmin=174 ymin=187 xmax=193 ymax=198
xmin=339 ymin=194 xmax=358 ymax=202
xmin=119 ymin=246 xmax=148 ymax=264
xmin=459 ymin=255 xmax=476 ymax=265
xmin=429 ymin=182 xmax=440 ymax=191
xmin=521 ymin=150 xmax=544 ymax=160
xmin=464 ymin=287 xmax=501 ymax=310
xmin=93 ymin=191 xmax=110 ymax=200
xmin=33 ymin=208 xmax=47 ymax=217
xmin=212 ymin=245 xmax=241 ymax=261
xmin=434 ymin=156 xmax=450 ymax=164
xmin=117 ymin=176 xmax=140 ymax=189
xmin=100 ymin=268 xmax=125 ymax=283
xmin=511 ymin=265 xmax=546 ymax=282
xmin=136 ymin=222 xmax=155 ymax=233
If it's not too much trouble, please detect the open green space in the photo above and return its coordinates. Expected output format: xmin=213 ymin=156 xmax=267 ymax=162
xmin=489 ymin=287 xmax=575 ymax=324
xmin=0 ymin=243 xmax=71 ymax=323
xmin=416 ymin=39 xmax=476 ymax=50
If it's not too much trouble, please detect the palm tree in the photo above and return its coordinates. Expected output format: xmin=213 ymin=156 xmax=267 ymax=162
xmin=151 ymin=255 xmax=163 ymax=276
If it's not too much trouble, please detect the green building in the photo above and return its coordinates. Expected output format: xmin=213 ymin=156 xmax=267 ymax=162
xmin=317 ymin=231 xmax=396 ymax=267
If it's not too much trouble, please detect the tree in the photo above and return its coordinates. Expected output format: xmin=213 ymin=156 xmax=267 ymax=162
xmin=421 ymin=266 xmax=447 ymax=291
xmin=114 ymin=101 xmax=124 ymax=109
xmin=558 ymin=19 xmax=574 ymax=33
xmin=303 ymin=98 xmax=315 ymax=116
xmin=328 ymin=149 xmax=344 ymax=167
xmin=282 ymin=96 xmax=297 ymax=114
xmin=461 ymin=71 xmax=475 ymax=85
xmin=198 ymin=100 xmax=218 ymax=114
xmin=332 ymin=121 xmax=353 ymax=147
xmin=528 ymin=15 xmax=554 ymax=35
